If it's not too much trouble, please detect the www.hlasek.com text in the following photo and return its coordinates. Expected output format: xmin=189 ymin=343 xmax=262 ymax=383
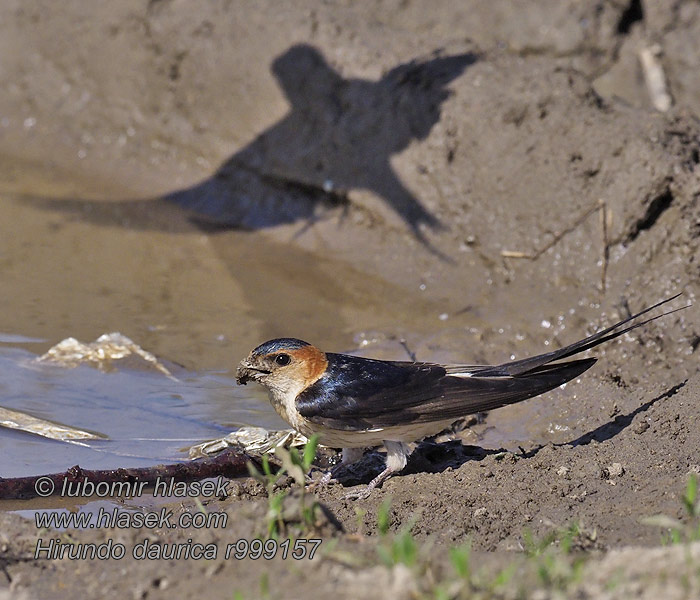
xmin=35 ymin=506 xmax=227 ymax=530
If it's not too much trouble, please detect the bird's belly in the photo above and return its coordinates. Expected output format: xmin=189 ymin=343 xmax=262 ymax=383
xmin=305 ymin=420 xmax=457 ymax=448
xmin=267 ymin=389 xmax=455 ymax=448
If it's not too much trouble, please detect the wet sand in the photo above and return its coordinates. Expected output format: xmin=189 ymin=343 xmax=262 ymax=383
xmin=1 ymin=1 xmax=699 ymax=598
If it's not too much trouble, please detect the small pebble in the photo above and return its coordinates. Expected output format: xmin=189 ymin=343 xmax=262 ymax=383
xmin=634 ymin=421 xmax=650 ymax=434
xmin=607 ymin=463 xmax=625 ymax=478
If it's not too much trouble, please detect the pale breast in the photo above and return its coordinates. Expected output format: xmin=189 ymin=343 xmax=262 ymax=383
xmin=266 ymin=387 xmax=308 ymax=432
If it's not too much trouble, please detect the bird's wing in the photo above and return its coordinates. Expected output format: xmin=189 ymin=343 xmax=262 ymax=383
xmin=297 ymin=294 xmax=685 ymax=431
xmin=296 ymin=356 xmax=594 ymax=430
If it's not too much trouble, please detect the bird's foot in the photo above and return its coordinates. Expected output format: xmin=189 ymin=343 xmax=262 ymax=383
xmin=307 ymin=460 xmax=351 ymax=492
xmin=343 ymin=466 xmax=394 ymax=500
xmin=343 ymin=485 xmax=374 ymax=501
xmin=307 ymin=469 xmax=337 ymax=492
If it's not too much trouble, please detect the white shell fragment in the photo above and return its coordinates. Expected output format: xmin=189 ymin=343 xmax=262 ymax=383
xmin=37 ymin=332 xmax=176 ymax=380
xmin=188 ymin=426 xmax=308 ymax=459
xmin=639 ymin=45 xmax=672 ymax=113
xmin=0 ymin=406 xmax=104 ymax=442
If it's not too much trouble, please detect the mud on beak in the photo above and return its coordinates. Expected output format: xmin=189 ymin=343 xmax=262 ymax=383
xmin=235 ymin=360 xmax=269 ymax=385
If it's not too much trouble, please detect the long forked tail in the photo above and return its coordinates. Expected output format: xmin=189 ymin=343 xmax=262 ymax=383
xmin=440 ymin=294 xmax=689 ymax=416
xmin=482 ymin=294 xmax=688 ymax=378
xmin=401 ymin=295 xmax=689 ymax=421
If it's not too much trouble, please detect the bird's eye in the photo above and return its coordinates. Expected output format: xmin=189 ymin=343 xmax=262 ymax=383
xmin=274 ymin=353 xmax=291 ymax=366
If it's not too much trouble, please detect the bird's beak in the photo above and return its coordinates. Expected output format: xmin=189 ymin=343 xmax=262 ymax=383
xmin=235 ymin=365 xmax=251 ymax=385
xmin=235 ymin=359 xmax=269 ymax=385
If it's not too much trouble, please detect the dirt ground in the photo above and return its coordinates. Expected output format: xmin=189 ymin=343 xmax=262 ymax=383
xmin=1 ymin=1 xmax=700 ymax=599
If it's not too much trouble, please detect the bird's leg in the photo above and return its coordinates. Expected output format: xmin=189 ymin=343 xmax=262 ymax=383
xmin=341 ymin=446 xmax=367 ymax=466
xmin=344 ymin=441 xmax=410 ymax=500
xmin=311 ymin=447 xmax=366 ymax=489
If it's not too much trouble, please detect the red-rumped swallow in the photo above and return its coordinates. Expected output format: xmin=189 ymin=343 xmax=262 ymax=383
xmin=236 ymin=295 xmax=685 ymax=499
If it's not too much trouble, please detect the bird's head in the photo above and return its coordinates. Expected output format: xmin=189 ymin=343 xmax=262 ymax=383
xmin=236 ymin=338 xmax=328 ymax=397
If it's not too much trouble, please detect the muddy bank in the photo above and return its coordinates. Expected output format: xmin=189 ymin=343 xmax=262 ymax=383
xmin=1 ymin=1 xmax=699 ymax=599
xmin=2 ymin=371 xmax=699 ymax=599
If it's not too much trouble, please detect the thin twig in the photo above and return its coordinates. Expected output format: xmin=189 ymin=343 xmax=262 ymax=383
xmin=399 ymin=338 xmax=418 ymax=362
xmin=0 ymin=448 xmax=258 ymax=500
xmin=599 ymin=199 xmax=610 ymax=293
xmin=501 ymin=201 xmax=601 ymax=260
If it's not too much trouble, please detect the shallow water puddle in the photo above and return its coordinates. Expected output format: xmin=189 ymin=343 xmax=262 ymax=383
xmin=0 ymin=344 xmax=286 ymax=479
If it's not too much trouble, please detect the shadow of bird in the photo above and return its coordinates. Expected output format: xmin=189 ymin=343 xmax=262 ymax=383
xmin=167 ymin=44 xmax=478 ymax=245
